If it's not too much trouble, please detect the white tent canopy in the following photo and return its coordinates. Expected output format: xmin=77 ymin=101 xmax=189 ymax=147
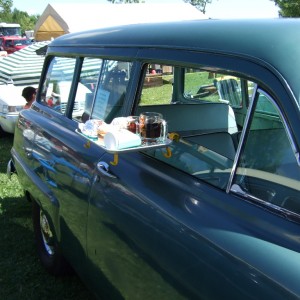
xmin=34 ymin=2 xmax=206 ymax=41
xmin=0 ymin=41 xmax=51 ymax=86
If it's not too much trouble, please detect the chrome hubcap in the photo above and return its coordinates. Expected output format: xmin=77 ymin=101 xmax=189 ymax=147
xmin=40 ymin=211 xmax=55 ymax=255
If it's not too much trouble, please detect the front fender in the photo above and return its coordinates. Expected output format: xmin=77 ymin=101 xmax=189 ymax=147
xmin=11 ymin=147 xmax=61 ymax=241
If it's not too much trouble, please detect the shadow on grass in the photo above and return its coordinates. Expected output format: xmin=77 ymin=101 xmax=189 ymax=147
xmin=0 ymin=133 xmax=14 ymax=174
xmin=0 ymin=195 xmax=95 ymax=300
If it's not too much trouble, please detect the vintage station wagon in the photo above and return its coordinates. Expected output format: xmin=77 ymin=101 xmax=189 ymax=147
xmin=8 ymin=19 xmax=300 ymax=299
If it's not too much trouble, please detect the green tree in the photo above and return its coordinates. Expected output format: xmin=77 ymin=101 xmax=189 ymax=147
xmin=11 ymin=9 xmax=39 ymax=34
xmin=184 ymin=0 xmax=213 ymax=14
xmin=0 ymin=0 xmax=39 ymax=35
xmin=271 ymin=0 xmax=300 ymax=17
xmin=0 ymin=0 xmax=13 ymax=20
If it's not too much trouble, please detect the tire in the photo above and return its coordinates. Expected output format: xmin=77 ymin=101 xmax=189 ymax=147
xmin=32 ymin=200 xmax=72 ymax=275
xmin=0 ymin=125 xmax=5 ymax=137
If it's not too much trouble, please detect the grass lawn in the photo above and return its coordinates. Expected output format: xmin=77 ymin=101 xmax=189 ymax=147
xmin=0 ymin=134 xmax=95 ymax=300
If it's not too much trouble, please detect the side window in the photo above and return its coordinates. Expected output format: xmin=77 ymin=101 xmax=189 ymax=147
xmin=139 ymin=67 xmax=243 ymax=107
xmin=184 ymin=70 xmax=242 ymax=107
xmin=73 ymin=57 xmax=102 ymax=121
xmin=40 ymin=56 xmax=76 ymax=114
xmin=139 ymin=65 xmax=173 ymax=105
xmin=91 ymin=60 xmax=132 ymax=123
xmin=136 ymin=64 xmax=242 ymax=190
xmin=232 ymin=91 xmax=300 ymax=214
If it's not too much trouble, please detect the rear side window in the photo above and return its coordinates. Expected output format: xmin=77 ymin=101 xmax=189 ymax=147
xmin=184 ymin=70 xmax=243 ymax=108
xmin=232 ymin=91 xmax=300 ymax=215
xmin=136 ymin=63 xmax=300 ymax=218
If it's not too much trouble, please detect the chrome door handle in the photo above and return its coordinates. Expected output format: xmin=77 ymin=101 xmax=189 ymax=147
xmin=97 ymin=161 xmax=117 ymax=179
xmin=22 ymin=146 xmax=32 ymax=158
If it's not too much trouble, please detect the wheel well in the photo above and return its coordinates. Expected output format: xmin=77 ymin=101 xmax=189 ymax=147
xmin=25 ymin=191 xmax=33 ymax=202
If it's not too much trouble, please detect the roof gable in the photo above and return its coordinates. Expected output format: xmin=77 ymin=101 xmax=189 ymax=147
xmin=34 ymin=2 xmax=206 ymax=41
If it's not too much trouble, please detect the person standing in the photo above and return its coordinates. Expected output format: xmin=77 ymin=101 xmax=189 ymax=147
xmin=22 ymin=86 xmax=36 ymax=109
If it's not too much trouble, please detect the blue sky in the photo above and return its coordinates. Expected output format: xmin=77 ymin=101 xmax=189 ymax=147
xmin=12 ymin=0 xmax=279 ymax=18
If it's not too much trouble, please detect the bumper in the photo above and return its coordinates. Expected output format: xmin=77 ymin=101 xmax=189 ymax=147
xmin=0 ymin=113 xmax=19 ymax=134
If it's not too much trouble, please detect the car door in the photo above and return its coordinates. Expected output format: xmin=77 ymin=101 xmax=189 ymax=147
xmin=87 ymin=146 xmax=300 ymax=299
xmin=87 ymin=150 xmax=195 ymax=300
xmin=86 ymin=64 xmax=300 ymax=299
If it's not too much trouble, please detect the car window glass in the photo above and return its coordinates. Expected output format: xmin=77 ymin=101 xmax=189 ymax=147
xmin=136 ymin=65 xmax=242 ymax=190
xmin=91 ymin=60 xmax=132 ymax=123
xmin=40 ymin=56 xmax=76 ymax=114
xmin=72 ymin=57 xmax=102 ymax=122
xmin=184 ymin=70 xmax=243 ymax=108
xmin=232 ymin=91 xmax=300 ymax=214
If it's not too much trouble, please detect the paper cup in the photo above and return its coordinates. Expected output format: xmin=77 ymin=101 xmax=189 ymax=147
xmin=104 ymin=129 xmax=142 ymax=150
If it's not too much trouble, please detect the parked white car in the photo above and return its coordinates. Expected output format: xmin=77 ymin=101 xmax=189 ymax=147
xmin=0 ymin=84 xmax=26 ymax=135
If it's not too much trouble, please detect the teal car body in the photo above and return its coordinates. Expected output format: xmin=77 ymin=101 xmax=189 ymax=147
xmin=9 ymin=19 xmax=300 ymax=299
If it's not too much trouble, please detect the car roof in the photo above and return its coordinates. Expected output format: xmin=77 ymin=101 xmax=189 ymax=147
xmin=49 ymin=18 xmax=300 ymax=106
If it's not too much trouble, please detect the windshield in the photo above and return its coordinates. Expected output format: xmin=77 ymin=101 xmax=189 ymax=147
xmin=0 ymin=27 xmax=21 ymax=36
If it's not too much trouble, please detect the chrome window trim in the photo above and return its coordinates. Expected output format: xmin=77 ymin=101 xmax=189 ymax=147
xmin=256 ymin=88 xmax=299 ymax=167
xmin=226 ymin=83 xmax=258 ymax=193
xmin=231 ymin=184 xmax=300 ymax=223
xmin=297 ymin=152 xmax=300 ymax=167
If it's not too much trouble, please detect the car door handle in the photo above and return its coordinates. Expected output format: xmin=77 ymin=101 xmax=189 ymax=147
xmin=97 ymin=161 xmax=117 ymax=179
xmin=22 ymin=146 xmax=32 ymax=158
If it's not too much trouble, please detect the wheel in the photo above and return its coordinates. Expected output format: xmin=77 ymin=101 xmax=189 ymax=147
xmin=32 ymin=200 xmax=71 ymax=275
